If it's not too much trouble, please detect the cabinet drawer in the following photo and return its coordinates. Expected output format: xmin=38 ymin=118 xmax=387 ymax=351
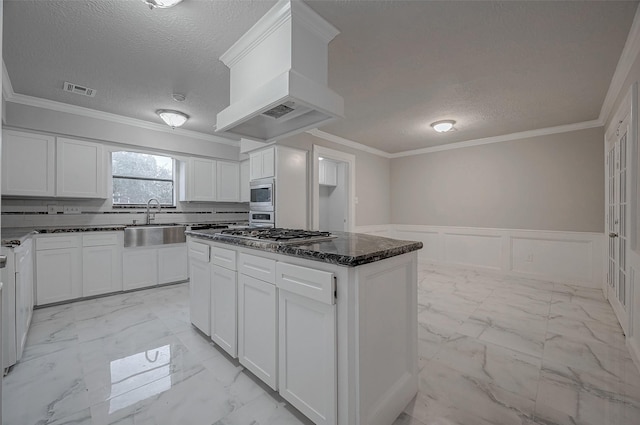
xmin=36 ymin=235 xmax=81 ymax=251
xmin=212 ymin=246 xmax=236 ymax=270
xmin=188 ymin=241 xmax=210 ymax=263
xmin=276 ymin=262 xmax=335 ymax=305
xmin=239 ymin=253 xmax=276 ymax=284
xmin=83 ymin=232 xmax=120 ymax=247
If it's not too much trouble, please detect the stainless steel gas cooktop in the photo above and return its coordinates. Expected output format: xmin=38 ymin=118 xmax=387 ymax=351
xmin=217 ymin=228 xmax=336 ymax=245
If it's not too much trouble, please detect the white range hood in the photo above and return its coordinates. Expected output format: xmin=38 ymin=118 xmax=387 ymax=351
xmin=215 ymin=0 xmax=344 ymax=142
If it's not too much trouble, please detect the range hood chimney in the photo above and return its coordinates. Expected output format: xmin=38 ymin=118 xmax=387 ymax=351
xmin=215 ymin=0 xmax=344 ymax=142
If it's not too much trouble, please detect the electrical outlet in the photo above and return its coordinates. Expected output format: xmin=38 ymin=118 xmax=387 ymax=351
xmin=47 ymin=204 xmax=57 ymax=215
xmin=63 ymin=206 xmax=81 ymax=214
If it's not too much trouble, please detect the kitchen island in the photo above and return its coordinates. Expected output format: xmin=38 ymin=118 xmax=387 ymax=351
xmin=186 ymin=229 xmax=423 ymax=425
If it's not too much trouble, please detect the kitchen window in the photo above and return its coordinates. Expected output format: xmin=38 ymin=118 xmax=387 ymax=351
xmin=112 ymin=151 xmax=175 ymax=206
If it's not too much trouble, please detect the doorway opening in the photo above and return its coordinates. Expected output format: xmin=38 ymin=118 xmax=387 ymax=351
xmin=312 ymin=145 xmax=355 ymax=232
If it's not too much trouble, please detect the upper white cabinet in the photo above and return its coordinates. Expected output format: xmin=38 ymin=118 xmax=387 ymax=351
xmin=250 ymin=147 xmax=275 ymax=180
xmin=216 ymin=161 xmax=240 ymax=202
xmin=240 ymin=160 xmax=250 ymax=202
xmin=319 ymin=160 xmax=337 ymax=187
xmin=2 ymin=130 xmax=55 ymax=197
xmin=181 ymin=158 xmax=217 ymax=202
xmin=1 ymin=130 xmax=106 ymax=199
xmin=56 ymin=137 xmax=106 ymax=198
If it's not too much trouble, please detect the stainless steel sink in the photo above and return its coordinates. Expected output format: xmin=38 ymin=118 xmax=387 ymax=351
xmin=124 ymin=225 xmax=187 ymax=247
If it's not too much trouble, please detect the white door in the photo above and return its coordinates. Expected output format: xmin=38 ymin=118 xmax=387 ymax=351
xmin=211 ymin=265 xmax=237 ymax=357
xmin=278 ymin=289 xmax=336 ymax=425
xmin=606 ymin=115 xmax=631 ymax=334
xmin=238 ymin=273 xmax=277 ymax=390
xmin=189 ymin=258 xmax=211 ymax=336
xmin=83 ymin=245 xmax=121 ymax=297
xmin=35 ymin=247 xmax=82 ymax=305
xmin=122 ymin=248 xmax=158 ymax=290
xmin=158 ymin=245 xmax=188 ymax=284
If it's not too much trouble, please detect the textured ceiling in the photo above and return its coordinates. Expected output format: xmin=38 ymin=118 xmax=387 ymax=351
xmin=3 ymin=0 xmax=638 ymax=154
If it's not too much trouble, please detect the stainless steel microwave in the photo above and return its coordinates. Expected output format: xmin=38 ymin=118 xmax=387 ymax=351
xmin=250 ymin=178 xmax=275 ymax=211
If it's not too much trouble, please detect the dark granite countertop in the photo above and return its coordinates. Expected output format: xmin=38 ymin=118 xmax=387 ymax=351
xmin=1 ymin=226 xmax=127 ymax=247
xmin=185 ymin=229 xmax=423 ymax=267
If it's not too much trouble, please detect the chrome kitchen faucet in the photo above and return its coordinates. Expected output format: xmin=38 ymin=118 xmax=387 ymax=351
xmin=146 ymin=198 xmax=161 ymax=224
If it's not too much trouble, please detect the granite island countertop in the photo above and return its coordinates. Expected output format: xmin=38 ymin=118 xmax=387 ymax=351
xmin=185 ymin=229 xmax=423 ymax=267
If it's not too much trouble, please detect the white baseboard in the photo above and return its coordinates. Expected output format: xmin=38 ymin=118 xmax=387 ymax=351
xmin=389 ymin=225 xmax=604 ymax=288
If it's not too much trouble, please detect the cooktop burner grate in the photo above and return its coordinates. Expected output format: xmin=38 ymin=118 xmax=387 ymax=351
xmin=217 ymin=228 xmax=336 ymax=245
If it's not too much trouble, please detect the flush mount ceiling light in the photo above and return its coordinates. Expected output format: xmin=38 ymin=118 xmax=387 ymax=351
xmin=157 ymin=110 xmax=189 ymax=128
xmin=430 ymin=120 xmax=456 ymax=133
xmin=142 ymin=0 xmax=183 ymax=9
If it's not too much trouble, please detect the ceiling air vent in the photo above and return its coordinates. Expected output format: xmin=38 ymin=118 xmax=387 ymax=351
xmin=63 ymin=82 xmax=96 ymax=97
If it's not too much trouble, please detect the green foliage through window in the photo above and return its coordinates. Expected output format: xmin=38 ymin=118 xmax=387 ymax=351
xmin=112 ymin=151 xmax=174 ymax=206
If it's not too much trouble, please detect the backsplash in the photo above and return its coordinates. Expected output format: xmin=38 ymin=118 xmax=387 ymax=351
xmin=1 ymin=198 xmax=249 ymax=228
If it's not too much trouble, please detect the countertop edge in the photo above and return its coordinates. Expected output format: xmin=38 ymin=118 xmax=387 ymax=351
xmin=185 ymin=230 xmax=423 ymax=267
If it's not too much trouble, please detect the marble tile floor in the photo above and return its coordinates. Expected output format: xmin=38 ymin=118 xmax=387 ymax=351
xmin=4 ymin=264 xmax=640 ymax=425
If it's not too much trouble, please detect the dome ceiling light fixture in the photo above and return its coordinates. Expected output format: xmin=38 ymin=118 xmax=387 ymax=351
xmin=157 ymin=110 xmax=189 ymax=129
xmin=142 ymin=0 xmax=183 ymax=10
xmin=431 ymin=120 xmax=456 ymax=133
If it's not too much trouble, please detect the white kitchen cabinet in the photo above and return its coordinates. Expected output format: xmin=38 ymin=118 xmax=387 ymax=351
xmin=181 ymin=158 xmax=217 ymax=202
xmin=276 ymin=262 xmax=336 ymax=425
xmin=35 ymin=235 xmax=82 ymax=305
xmin=56 ymin=137 xmax=106 ymax=198
xmin=122 ymin=247 xmax=158 ymax=291
xmin=239 ymin=160 xmax=250 ymax=202
xmin=249 ymin=147 xmax=275 ymax=180
xmin=211 ymin=264 xmax=238 ymax=357
xmin=82 ymin=232 xmax=123 ymax=297
xmin=216 ymin=161 xmax=240 ymax=202
xmin=158 ymin=244 xmax=188 ymax=284
xmin=1 ymin=130 xmax=55 ymax=197
xmin=319 ymin=159 xmax=337 ymax=187
xmin=238 ymin=273 xmax=277 ymax=389
xmin=189 ymin=241 xmax=211 ymax=335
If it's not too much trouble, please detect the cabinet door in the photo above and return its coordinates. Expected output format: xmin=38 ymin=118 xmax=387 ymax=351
xmin=190 ymin=158 xmax=217 ymax=201
xmin=56 ymin=137 xmax=105 ymax=198
xmin=189 ymin=258 xmax=211 ymax=335
xmin=36 ymin=247 xmax=82 ymax=305
xmin=83 ymin=244 xmax=123 ymax=297
xmin=249 ymin=152 xmax=262 ymax=181
xmin=2 ymin=130 xmax=55 ymax=197
xmin=211 ymin=265 xmax=237 ymax=357
xmin=279 ymin=289 xmax=336 ymax=425
xmin=216 ymin=161 xmax=240 ymax=202
xmin=261 ymin=148 xmax=275 ymax=178
xmin=123 ymin=248 xmax=158 ymax=290
xmin=240 ymin=160 xmax=250 ymax=202
xmin=238 ymin=273 xmax=277 ymax=389
xmin=158 ymin=244 xmax=188 ymax=284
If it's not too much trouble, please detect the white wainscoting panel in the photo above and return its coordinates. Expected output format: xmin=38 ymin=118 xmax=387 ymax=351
xmin=443 ymin=233 xmax=502 ymax=270
xmin=354 ymin=225 xmax=393 ymax=237
xmin=392 ymin=225 xmax=603 ymax=288
xmin=511 ymin=237 xmax=593 ymax=282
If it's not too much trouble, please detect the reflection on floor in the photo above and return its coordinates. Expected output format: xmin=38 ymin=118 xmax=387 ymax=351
xmin=3 ymin=264 xmax=640 ymax=425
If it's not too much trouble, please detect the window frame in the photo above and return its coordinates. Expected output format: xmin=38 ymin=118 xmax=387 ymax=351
xmin=111 ymin=150 xmax=177 ymax=207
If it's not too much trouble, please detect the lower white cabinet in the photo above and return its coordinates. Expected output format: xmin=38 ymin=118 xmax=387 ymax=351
xmin=159 ymin=245 xmax=188 ymax=284
xmin=123 ymin=244 xmax=188 ymax=290
xmin=82 ymin=233 xmax=123 ymax=297
xmin=123 ymin=248 xmax=158 ymax=291
xmin=276 ymin=262 xmax=337 ymax=425
xmin=189 ymin=250 xmax=211 ymax=336
xmin=238 ymin=273 xmax=277 ymax=390
xmin=35 ymin=236 xmax=82 ymax=305
xmin=278 ymin=290 xmax=336 ymax=424
xmin=211 ymin=265 xmax=237 ymax=357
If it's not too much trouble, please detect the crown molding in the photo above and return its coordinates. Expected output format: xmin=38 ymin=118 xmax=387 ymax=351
xmin=389 ymin=120 xmax=604 ymax=158
xmin=600 ymin=4 xmax=640 ymax=124
xmin=1 ymin=77 xmax=239 ymax=147
xmin=219 ymin=0 xmax=292 ymax=68
xmin=306 ymin=129 xmax=392 ymax=158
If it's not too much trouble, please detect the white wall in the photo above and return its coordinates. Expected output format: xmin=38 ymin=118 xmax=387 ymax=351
xmin=319 ymin=161 xmax=347 ymax=231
